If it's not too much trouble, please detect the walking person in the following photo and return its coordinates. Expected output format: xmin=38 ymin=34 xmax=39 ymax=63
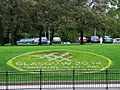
xmin=100 ymin=37 xmax=103 ymax=44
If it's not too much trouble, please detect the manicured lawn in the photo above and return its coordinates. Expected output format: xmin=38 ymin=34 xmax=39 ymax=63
xmin=0 ymin=44 xmax=120 ymax=82
xmin=0 ymin=44 xmax=120 ymax=71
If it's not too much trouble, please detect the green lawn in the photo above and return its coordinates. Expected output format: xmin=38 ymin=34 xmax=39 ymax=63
xmin=0 ymin=44 xmax=120 ymax=82
xmin=0 ymin=44 xmax=120 ymax=71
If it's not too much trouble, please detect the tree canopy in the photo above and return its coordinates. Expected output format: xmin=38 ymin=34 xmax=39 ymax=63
xmin=0 ymin=0 xmax=119 ymax=45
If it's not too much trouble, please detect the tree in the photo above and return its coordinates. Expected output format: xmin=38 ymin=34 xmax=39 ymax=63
xmin=4 ymin=0 xmax=32 ymax=45
xmin=0 ymin=0 xmax=5 ymax=46
xmin=30 ymin=1 xmax=43 ymax=45
xmin=43 ymin=0 xmax=62 ymax=45
xmin=86 ymin=0 xmax=120 ymax=36
xmin=0 ymin=0 xmax=119 ymax=46
xmin=66 ymin=1 xmax=99 ymax=44
xmin=68 ymin=0 xmax=120 ymax=44
xmin=0 ymin=16 xmax=4 ymax=46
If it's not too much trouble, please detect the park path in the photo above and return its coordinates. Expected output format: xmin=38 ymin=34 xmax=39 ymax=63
xmin=22 ymin=89 xmax=120 ymax=90
xmin=0 ymin=84 xmax=120 ymax=90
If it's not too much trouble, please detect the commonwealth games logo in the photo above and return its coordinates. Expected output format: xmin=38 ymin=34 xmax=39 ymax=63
xmin=7 ymin=50 xmax=112 ymax=71
xmin=31 ymin=52 xmax=72 ymax=62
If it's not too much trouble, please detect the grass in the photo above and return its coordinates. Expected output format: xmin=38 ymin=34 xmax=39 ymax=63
xmin=0 ymin=44 xmax=120 ymax=81
xmin=0 ymin=44 xmax=120 ymax=71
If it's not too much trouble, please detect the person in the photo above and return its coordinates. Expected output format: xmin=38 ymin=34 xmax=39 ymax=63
xmin=100 ymin=37 xmax=103 ymax=44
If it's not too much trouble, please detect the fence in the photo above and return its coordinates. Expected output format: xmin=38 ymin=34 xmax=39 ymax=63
xmin=0 ymin=70 xmax=120 ymax=90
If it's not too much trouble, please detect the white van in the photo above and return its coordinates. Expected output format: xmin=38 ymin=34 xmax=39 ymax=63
xmin=53 ymin=37 xmax=61 ymax=44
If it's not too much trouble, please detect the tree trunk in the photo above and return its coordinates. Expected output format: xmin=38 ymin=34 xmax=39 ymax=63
xmin=0 ymin=32 xmax=4 ymax=46
xmin=80 ymin=31 xmax=84 ymax=45
xmin=0 ymin=17 xmax=4 ymax=46
xmin=11 ymin=30 xmax=17 ymax=45
xmin=38 ymin=30 xmax=42 ymax=45
xmin=49 ymin=28 xmax=54 ymax=45
xmin=38 ymin=25 xmax=44 ymax=45
xmin=45 ymin=30 xmax=49 ymax=40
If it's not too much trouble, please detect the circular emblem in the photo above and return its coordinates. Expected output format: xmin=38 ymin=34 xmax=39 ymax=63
xmin=7 ymin=50 xmax=112 ymax=72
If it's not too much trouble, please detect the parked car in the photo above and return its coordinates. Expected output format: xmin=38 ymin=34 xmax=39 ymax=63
xmin=17 ymin=38 xmax=33 ymax=44
xmin=34 ymin=37 xmax=48 ymax=44
xmin=103 ymin=36 xmax=113 ymax=43
xmin=113 ymin=38 xmax=120 ymax=44
xmin=41 ymin=37 xmax=48 ymax=44
xmin=87 ymin=36 xmax=100 ymax=43
xmin=17 ymin=37 xmax=48 ymax=44
xmin=53 ymin=37 xmax=61 ymax=43
xmin=78 ymin=37 xmax=87 ymax=43
xmin=34 ymin=38 xmax=39 ymax=44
